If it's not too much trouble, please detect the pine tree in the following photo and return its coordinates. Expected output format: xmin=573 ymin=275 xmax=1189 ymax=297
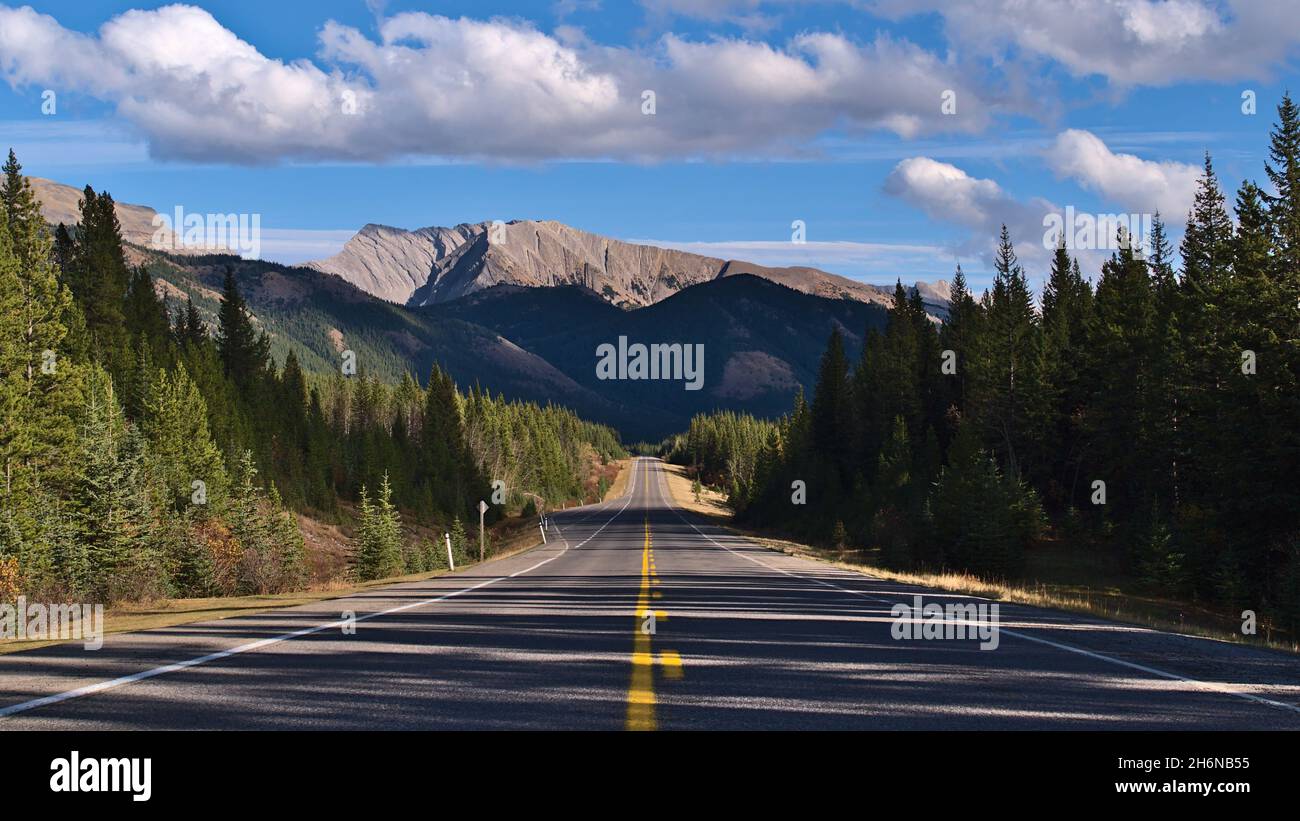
xmin=66 ymin=187 xmax=132 ymax=377
xmin=970 ymin=225 xmax=1043 ymax=482
xmin=71 ymin=367 xmax=159 ymax=601
xmin=1145 ymin=213 xmax=1184 ymax=511
xmin=931 ymin=419 xmax=1035 ymax=577
xmin=1177 ymin=154 xmax=1236 ymax=513
xmin=1 ymin=149 xmax=48 ymax=269
xmin=124 ymin=266 xmax=172 ymax=360
xmin=353 ymin=473 xmax=402 ymax=580
xmin=216 ymin=267 xmax=269 ymax=388
xmin=1086 ymin=230 xmax=1157 ymax=521
xmin=938 ymin=264 xmax=978 ymax=427
xmin=177 ymin=296 xmax=206 ymax=348
xmin=0 ymin=181 xmax=83 ymax=510
xmin=449 ymin=515 xmax=471 ymax=565
xmin=1264 ymin=92 xmax=1300 ymax=281
xmin=141 ymin=362 xmax=228 ymax=513
xmin=810 ymin=326 xmax=852 ymax=471
xmin=1038 ymin=237 xmax=1093 ymax=509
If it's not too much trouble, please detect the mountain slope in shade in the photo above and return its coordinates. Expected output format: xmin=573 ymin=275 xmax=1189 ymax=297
xmin=310 ymin=218 xmax=945 ymax=318
xmin=131 ymin=247 xmax=628 ymax=427
xmin=133 ymin=239 xmax=891 ymax=439
xmin=28 ymin=174 xmax=935 ymax=438
xmin=426 ymin=275 xmax=891 ymax=439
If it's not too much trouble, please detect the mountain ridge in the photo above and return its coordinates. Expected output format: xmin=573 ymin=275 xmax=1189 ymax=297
xmin=29 ymin=174 xmax=949 ymax=320
xmin=28 ymin=175 xmax=936 ymax=438
xmin=309 ymin=218 xmax=949 ymax=319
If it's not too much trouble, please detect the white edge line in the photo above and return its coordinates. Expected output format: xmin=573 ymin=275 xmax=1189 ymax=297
xmin=0 ymin=462 xmax=642 ymax=721
xmin=655 ymin=460 xmax=1300 ymax=717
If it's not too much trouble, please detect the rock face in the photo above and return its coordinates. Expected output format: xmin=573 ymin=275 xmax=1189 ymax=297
xmin=308 ymin=223 xmax=481 ymax=305
xmin=31 ymin=177 xmax=168 ymax=247
xmin=310 ymin=218 xmax=944 ymax=317
xmin=31 ymin=176 xmax=214 ymax=254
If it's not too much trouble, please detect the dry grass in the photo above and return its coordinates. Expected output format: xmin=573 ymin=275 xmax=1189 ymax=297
xmin=742 ymin=531 xmax=1300 ymax=654
xmin=601 ymin=458 xmax=633 ymax=502
xmin=661 ymin=462 xmax=730 ymax=521
xmin=0 ymin=515 xmax=548 ymax=656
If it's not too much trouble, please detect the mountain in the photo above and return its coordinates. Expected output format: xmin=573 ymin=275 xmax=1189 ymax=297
xmin=137 ymin=244 xmax=886 ymax=438
xmin=310 ymin=219 xmax=945 ymax=318
xmin=424 ymin=276 xmax=889 ymax=438
xmin=31 ymin=176 xmax=213 ymax=253
xmin=307 ymin=223 xmax=481 ymax=304
xmin=31 ymin=177 xmax=916 ymax=438
xmin=31 ymin=177 xmax=168 ymax=247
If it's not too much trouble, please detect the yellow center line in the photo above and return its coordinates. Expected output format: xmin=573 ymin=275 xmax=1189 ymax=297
xmin=659 ymin=650 xmax=684 ymax=680
xmin=625 ymin=460 xmax=684 ymax=730
xmin=626 ymin=460 xmax=657 ymax=731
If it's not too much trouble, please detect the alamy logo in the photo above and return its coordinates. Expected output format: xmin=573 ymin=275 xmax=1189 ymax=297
xmin=890 ymin=595 xmax=1000 ymax=650
xmin=151 ymin=206 xmax=262 ymax=259
xmin=50 ymin=751 xmax=152 ymax=802
xmin=0 ymin=597 xmax=104 ymax=650
xmin=1042 ymin=206 xmax=1152 ymax=252
xmin=595 ymin=336 xmax=704 ymax=391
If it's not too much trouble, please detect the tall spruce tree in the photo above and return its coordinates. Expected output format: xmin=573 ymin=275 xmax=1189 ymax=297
xmin=970 ymin=225 xmax=1043 ymax=482
xmin=216 ymin=267 xmax=270 ymax=388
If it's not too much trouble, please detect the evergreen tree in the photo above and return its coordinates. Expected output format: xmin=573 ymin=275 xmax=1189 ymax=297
xmin=1038 ymin=237 xmax=1093 ymax=509
xmin=71 ymin=367 xmax=160 ymax=601
xmin=216 ymin=267 xmax=269 ymax=388
xmin=1264 ymin=92 xmax=1300 ymax=280
xmin=938 ymin=264 xmax=978 ymax=427
xmin=66 ymin=187 xmax=132 ymax=377
xmin=0 ymin=187 xmax=83 ymax=513
xmin=1 ymin=149 xmax=48 ymax=269
xmin=177 ymin=296 xmax=207 ymax=348
xmin=141 ymin=362 xmax=228 ymax=513
xmin=1085 ymin=230 xmax=1157 ymax=522
xmin=969 ymin=225 xmax=1043 ymax=482
xmin=353 ymin=474 xmax=403 ymax=581
xmin=810 ymin=326 xmax=852 ymax=476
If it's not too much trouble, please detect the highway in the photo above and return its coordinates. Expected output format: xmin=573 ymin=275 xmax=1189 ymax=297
xmin=2 ymin=457 xmax=1299 ymax=730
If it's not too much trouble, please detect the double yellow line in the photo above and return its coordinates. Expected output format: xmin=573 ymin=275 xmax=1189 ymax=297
xmin=625 ymin=461 xmax=682 ymax=731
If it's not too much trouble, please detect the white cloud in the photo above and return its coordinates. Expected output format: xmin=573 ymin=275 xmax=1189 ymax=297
xmin=259 ymin=228 xmax=357 ymax=265
xmin=882 ymin=155 xmax=1110 ymax=285
xmin=1045 ymin=129 xmax=1200 ymax=221
xmin=884 ymin=156 xmax=1014 ymax=228
xmin=872 ymin=0 xmax=1300 ymax=86
xmin=0 ymin=4 xmax=991 ymax=164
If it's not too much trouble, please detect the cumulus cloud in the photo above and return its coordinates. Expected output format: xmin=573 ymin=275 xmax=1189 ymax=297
xmin=0 ymin=4 xmax=991 ymax=164
xmin=883 ymin=155 xmax=1109 ymax=283
xmin=1045 ymin=129 xmax=1200 ymax=220
xmin=871 ymin=0 xmax=1300 ymax=86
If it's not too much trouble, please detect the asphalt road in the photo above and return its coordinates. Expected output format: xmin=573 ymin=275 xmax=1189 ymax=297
xmin=2 ymin=457 xmax=1299 ymax=730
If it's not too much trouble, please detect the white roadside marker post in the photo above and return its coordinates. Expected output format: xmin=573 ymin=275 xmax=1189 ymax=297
xmin=539 ymin=520 xmax=547 ymax=544
xmin=478 ymin=500 xmax=488 ymax=562
xmin=444 ymin=532 xmax=454 ymax=572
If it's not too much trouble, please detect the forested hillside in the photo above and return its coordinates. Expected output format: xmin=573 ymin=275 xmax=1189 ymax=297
xmin=428 ymin=276 xmax=891 ymax=439
xmin=668 ymin=97 xmax=1300 ymax=636
xmin=0 ymin=150 xmax=623 ymax=603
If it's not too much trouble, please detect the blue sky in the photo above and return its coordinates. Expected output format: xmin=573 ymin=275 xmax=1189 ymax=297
xmin=1 ymin=0 xmax=1296 ymax=292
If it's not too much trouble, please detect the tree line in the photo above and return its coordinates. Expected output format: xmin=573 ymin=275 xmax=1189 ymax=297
xmin=0 ymin=149 xmax=623 ymax=602
xmin=668 ymin=96 xmax=1300 ymax=634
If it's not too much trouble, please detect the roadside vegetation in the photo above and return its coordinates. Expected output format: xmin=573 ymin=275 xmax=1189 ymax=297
xmin=0 ymin=148 xmax=624 ymax=614
xmin=664 ymin=96 xmax=1300 ymax=647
